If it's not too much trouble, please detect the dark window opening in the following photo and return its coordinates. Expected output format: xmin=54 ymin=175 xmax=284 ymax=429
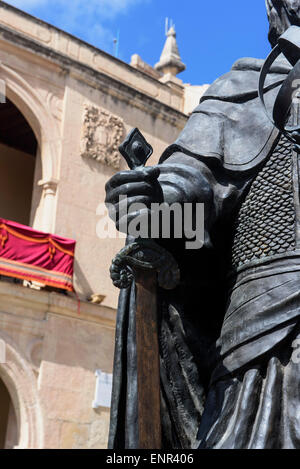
xmin=0 ymin=98 xmax=38 ymax=225
xmin=0 ymin=377 xmax=19 ymax=449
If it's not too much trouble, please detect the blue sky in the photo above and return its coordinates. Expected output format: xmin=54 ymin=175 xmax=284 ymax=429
xmin=4 ymin=0 xmax=271 ymax=85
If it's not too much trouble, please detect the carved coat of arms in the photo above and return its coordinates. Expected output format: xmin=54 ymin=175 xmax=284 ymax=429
xmin=81 ymin=105 xmax=124 ymax=169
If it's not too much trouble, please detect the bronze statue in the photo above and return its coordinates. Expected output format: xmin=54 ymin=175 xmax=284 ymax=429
xmin=105 ymin=0 xmax=300 ymax=449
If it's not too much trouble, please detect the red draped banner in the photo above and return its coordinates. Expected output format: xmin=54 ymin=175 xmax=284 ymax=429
xmin=0 ymin=218 xmax=76 ymax=291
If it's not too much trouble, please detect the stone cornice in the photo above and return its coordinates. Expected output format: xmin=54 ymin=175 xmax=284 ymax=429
xmin=0 ymin=281 xmax=116 ymax=329
xmin=0 ymin=24 xmax=188 ymax=128
xmin=0 ymin=0 xmax=165 ymax=88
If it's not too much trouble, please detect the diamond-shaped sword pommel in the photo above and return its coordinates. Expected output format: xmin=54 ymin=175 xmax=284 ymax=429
xmin=118 ymin=127 xmax=153 ymax=170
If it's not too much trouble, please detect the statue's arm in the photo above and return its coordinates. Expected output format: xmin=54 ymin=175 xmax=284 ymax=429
xmin=158 ymin=150 xmax=247 ymax=245
xmin=158 ymin=152 xmax=214 ymax=204
xmin=105 ymin=149 xmax=247 ymax=242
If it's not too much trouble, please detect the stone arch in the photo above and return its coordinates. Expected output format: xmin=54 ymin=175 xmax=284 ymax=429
xmin=0 ymin=332 xmax=44 ymax=449
xmin=0 ymin=62 xmax=61 ymax=232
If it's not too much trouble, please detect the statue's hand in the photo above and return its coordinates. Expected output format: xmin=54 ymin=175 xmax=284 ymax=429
xmin=105 ymin=166 xmax=162 ymax=233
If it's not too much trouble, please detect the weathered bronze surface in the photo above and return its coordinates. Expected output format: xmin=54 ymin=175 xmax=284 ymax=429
xmin=106 ymin=1 xmax=300 ymax=449
xmin=109 ymin=132 xmax=179 ymax=449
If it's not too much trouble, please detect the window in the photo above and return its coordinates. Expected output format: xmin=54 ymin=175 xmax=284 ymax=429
xmin=0 ymin=98 xmax=38 ymax=226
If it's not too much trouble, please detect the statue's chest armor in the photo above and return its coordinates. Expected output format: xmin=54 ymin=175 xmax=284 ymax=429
xmin=231 ymin=134 xmax=297 ymax=268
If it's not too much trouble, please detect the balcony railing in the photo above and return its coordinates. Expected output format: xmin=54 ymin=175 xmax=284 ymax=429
xmin=0 ymin=218 xmax=75 ymax=292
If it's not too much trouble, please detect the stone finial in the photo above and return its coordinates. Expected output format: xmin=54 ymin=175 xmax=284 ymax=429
xmin=155 ymin=25 xmax=186 ymax=77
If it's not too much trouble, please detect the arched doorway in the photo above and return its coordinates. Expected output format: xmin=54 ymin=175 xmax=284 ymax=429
xmin=0 ymin=63 xmax=61 ymax=234
xmin=0 ymin=338 xmax=44 ymax=449
xmin=0 ymin=98 xmax=38 ymax=226
xmin=0 ymin=376 xmax=18 ymax=448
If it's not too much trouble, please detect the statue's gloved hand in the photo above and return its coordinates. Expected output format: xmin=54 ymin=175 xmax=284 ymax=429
xmin=105 ymin=166 xmax=163 ymax=234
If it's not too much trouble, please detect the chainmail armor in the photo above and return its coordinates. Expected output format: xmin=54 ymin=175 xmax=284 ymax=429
xmin=231 ymin=135 xmax=296 ymax=268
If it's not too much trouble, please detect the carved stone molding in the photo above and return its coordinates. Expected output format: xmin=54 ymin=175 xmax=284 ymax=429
xmin=26 ymin=338 xmax=43 ymax=373
xmin=0 ymin=332 xmax=44 ymax=448
xmin=81 ymin=105 xmax=124 ymax=169
xmin=43 ymin=90 xmax=64 ymax=123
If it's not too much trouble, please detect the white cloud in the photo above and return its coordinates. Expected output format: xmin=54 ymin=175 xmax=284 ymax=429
xmin=5 ymin=0 xmax=146 ymax=53
xmin=5 ymin=0 xmax=49 ymax=8
xmin=5 ymin=0 xmax=144 ymax=19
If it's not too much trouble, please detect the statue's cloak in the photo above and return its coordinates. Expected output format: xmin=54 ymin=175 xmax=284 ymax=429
xmin=108 ymin=56 xmax=292 ymax=449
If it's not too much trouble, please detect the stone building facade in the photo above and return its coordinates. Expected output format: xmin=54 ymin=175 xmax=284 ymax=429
xmin=0 ymin=1 xmax=208 ymax=448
